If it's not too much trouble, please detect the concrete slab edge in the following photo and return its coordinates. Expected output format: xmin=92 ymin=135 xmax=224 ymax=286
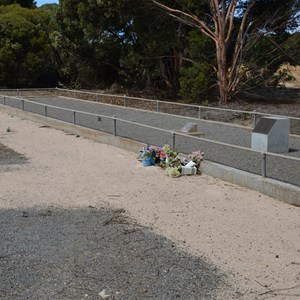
xmin=1 ymin=105 xmax=299 ymax=206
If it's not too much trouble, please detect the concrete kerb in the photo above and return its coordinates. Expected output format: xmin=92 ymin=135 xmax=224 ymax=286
xmin=0 ymin=105 xmax=143 ymax=154
xmin=1 ymin=104 xmax=299 ymax=206
xmin=201 ymin=161 xmax=300 ymax=206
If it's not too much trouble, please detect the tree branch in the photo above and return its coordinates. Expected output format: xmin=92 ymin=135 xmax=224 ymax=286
xmin=152 ymin=0 xmax=216 ymax=41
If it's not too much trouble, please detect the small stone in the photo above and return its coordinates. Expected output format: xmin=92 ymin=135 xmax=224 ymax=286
xmin=99 ymin=290 xmax=110 ymax=299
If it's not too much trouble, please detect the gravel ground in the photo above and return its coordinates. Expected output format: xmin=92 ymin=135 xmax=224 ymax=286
xmin=2 ymin=96 xmax=300 ymax=186
xmin=0 ymin=116 xmax=240 ymax=300
xmin=0 ymin=206 xmax=232 ymax=300
xmin=0 ymin=111 xmax=299 ymax=300
xmin=0 ymin=143 xmax=27 ymax=166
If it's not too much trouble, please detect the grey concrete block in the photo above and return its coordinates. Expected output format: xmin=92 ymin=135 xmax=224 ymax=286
xmin=251 ymin=117 xmax=290 ymax=153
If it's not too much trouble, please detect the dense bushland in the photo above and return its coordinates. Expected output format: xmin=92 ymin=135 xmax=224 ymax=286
xmin=0 ymin=0 xmax=299 ymax=103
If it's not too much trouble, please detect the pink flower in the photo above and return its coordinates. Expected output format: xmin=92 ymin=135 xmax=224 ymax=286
xmin=160 ymin=151 xmax=166 ymax=159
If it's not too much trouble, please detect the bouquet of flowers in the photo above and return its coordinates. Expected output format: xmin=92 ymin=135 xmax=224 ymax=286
xmin=138 ymin=144 xmax=203 ymax=177
xmin=188 ymin=150 xmax=204 ymax=169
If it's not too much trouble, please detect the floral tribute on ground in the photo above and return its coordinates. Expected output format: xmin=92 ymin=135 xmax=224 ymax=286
xmin=139 ymin=144 xmax=204 ymax=178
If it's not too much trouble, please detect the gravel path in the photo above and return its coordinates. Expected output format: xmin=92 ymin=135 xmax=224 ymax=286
xmin=2 ymin=96 xmax=300 ymax=186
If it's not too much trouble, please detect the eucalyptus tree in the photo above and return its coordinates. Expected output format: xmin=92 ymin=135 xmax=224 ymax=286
xmin=152 ymin=0 xmax=300 ymax=104
xmin=0 ymin=0 xmax=35 ymax=8
xmin=55 ymin=0 xmax=130 ymax=87
xmin=0 ymin=4 xmax=57 ymax=87
xmin=118 ymin=1 xmax=190 ymax=93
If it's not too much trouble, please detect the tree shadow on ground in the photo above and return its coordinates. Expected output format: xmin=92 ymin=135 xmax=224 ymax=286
xmin=0 ymin=206 xmax=238 ymax=299
xmin=0 ymin=143 xmax=27 ymax=165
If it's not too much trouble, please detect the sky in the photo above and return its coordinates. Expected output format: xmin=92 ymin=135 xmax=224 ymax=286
xmin=36 ymin=0 xmax=58 ymax=6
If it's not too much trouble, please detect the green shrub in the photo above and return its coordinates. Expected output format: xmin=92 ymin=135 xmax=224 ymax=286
xmin=179 ymin=62 xmax=212 ymax=103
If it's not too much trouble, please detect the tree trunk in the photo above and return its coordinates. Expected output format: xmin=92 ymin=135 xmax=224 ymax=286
xmin=160 ymin=58 xmax=172 ymax=88
xmin=216 ymin=39 xmax=229 ymax=104
xmin=152 ymin=0 xmax=256 ymax=105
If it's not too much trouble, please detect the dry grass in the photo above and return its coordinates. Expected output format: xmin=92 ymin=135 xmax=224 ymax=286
xmin=281 ymin=64 xmax=300 ymax=88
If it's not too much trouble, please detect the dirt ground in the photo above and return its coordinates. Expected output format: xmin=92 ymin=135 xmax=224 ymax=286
xmin=0 ymin=110 xmax=299 ymax=299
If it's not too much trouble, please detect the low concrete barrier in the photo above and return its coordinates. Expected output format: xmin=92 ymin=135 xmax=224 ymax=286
xmin=201 ymin=161 xmax=300 ymax=206
xmin=1 ymin=104 xmax=299 ymax=206
xmin=0 ymin=105 xmax=143 ymax=154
